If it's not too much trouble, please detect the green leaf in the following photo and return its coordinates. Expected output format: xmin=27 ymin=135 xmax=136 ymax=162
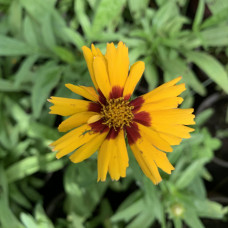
xmin=162 ymin=58 xmax=206 ymax=96
xmin=201 ymin=7 xmax=228 ymax=28
xmin=64 ymin=164 xmax=108 ymax=218
xmin=192 ymin=0 xmax=205 ymax=32
xmin=34 ymin=204 xmax=55 ymax=228
xmin=58 ymin=27 xmax=85 ymax=49
xmin=0 ymin=35 xmax=33 ymax=56
xmin=0 ymin=163 xmax=24 ymax=228
xmin=195 ymin=108 xmax=214 ymax=126
xmin=117 ymin=190 xmax=142 ymax=211
xmin=200 ymin=26 xmax=228 ymax=47
xmin=128 ymin=0 xmax=149 ymax=21
xmin=175 ymin=158 xmax=209 ymax=189
xmin=0 ymin=79 xmax=26 ymax=92
xmin=188 ymin=177 xmax=206 ymax=199
xmin=195 ymin=199 xmax=227 ymax=219
xmin=126 ymin=210 xmax=155 ymax=228
xmin=111 ymin=199 xmax=144 ymax=222
xmin=67 ymin=213 xmax=85 ymax=228
xmin=6 ymin=153 xmax=56 ymax=183
xmin=14 ymin=55 xmax=39 ymax=86
xmin=20 ymin=181 xmax=42 ymax=202
xmin=20 ymin=213 xmax=38 ymax=228
xmin=23 ymin=16 xmax=39 ymax=47
xmin=20 ymin=0 xmax=55 ymax=23
xmin=74 ymin=0 xmax=91 ymax=38
xmin=41 ymin=14 xmax=56 ymax=49
xmin=165 ymin=16 xmax=189 ymax=36
xmin=144 ymin=178 xmax=164 ymax=222
xmin=185 ymin=51 xmax=228 ymax=94
xmin=53 ymin=46 xmax=76 ymax=64
xmin=92 ymin=0 xmax=126 ymax=34
xmin=206 ymin=0 xmax=228 ymax=14
xmin=173 ymin=218 xmax=182 ymax=228
xmin=129 ymin=44 xmax=147 ymax=64
xmin=32 ymin=63 xmax=61 ymax=118
xmin=183 ymin=208 xmax=204 ymax=228
xmin=8 ymin=0 xmax=22 ymax=35
xmin=9 ymin=184 xmax=32 ymax=209
xmin=4 ymin=96 xmax=30 ymax=133
xmin=27 ymin=121 xmax=60 ymax=141
xmin=153 ymin=1 xmax=178 ymax=31
xmin=144 ymin=57 xmax=159 ymax=90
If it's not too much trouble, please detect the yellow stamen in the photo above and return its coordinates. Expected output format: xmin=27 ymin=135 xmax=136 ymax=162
xmin=100 ymin=97 xmax=134 ymax=130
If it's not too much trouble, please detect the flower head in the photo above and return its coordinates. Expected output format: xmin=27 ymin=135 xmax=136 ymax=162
xmin=48 ymin=41 xmax=195 ymax=184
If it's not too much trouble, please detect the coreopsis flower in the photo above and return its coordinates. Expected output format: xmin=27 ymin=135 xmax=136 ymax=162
xmin=48 ymin=41 xmax=195 ymax=184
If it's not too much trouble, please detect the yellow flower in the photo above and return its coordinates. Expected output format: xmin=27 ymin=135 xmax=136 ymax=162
xmin=48 ymin=41 xmax=195 ymax=184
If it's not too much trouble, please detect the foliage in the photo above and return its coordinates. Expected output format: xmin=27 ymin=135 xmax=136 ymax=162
xmin=0 ymin=0 xmax=228 ymax=227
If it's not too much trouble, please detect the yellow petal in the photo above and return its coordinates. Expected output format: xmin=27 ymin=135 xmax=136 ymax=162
xmin=158 ymin=132 xmax=182 ymax=146
xmin=158 ymin=76 xmax=182 ymax=89
xmin=130 ymin=144 xmax=162 ymax=184
xmin=137 ymin=123 xmax=173 ymax=152
xmin=153 ymin=123 xmax=195 ymax=139
xmin=108 ymin=149 xmax=120 ymax=181
xmin=143 ymin=83 xmax=186 ymax=104
xmin=105 ymin=41 xmax=129 ymax=88
xmin=97 ymin=139 xmax=113 ymax=182
xmin=54 ymin=124 xmax=91 ymax=151
xmin=50 ymin=125 xmax=87 ymax=147
xmin=97 ymin=130 xmax=128 ymax=182
xmin=91 ymin=43 xmax=98 ymax=56
xmin=87 ymin=114 xmax=102 ymax=124
xmin=93 ymin=56 xmax=111 ymax=98
xmin=116 ymin=129 xmax=129 ymax=172
xmin=58 ymin=112 xmax=97 ymax=132
xmin=96 ymin=47 xmax=104 ymax=57
xmin=147 ymin=145 xmax=174 ymax=174
xmin=123 ymin=61 xmax=145 ymax=99
xmin=65 ymin=84 xmax=98 ymax=102
xmin=108 ymin=130 xmax=129 ymax=181
xmin=134 ymin=137 xmax=174 ymax=178
xmin=70 ymin=131 xmax=108 ymax=163
xmin=91 ymin=44 xmax=106 ymax=61
xmin=82 ymin=46 xmax=99 ymax=89
xmin=139 ymin=97 xmax=183 ymax=112
xmin=149 ymin=108 xmax=195 ymax=125
xmin=56 ymin=132 xmax=97 ymax=159
xmin=48 ymin=97 xmax=90 ymax=116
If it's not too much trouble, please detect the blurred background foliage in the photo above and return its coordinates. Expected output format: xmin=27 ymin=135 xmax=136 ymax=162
xmin=0 ymin=0 xmax=228 ymax=227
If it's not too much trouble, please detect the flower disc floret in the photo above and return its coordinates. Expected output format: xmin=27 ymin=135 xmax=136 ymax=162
xmin=101 ymin=97 xmax=134 ymax=130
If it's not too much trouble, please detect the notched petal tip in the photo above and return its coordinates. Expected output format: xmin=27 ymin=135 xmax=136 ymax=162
xmin=56 ymin=153 xmax=63 ymax=159
xmin=65 ymin=83 xmax=71 ymax=88
xmin=189 ymin=127 xmax=195 ymax=132
xmin=111 ymin=177 xmax=120 ymax=181
xmin=69 ymin=155 xmax=81 ymax=164
xmin=52 ymin=147 xmax=57 ymax=152
xmin=97 ymin=177 xmax=106 ymax=182
xmin=166 ymin=166 xmax=175 ymax=175
xmin=155 ymin=179 xmax=162 ymax=185
xmin=81 ymin=45 xmax=89 ymax=51
xmin=47 ymin=97 xmax=55 ymax=103
xmin=48 ymin=143 xmax=54 ymax=148
xmin=57 ymin=125 xmax=65 ymax=133
xmin=138 ymin=60 xmax=145 ymax=67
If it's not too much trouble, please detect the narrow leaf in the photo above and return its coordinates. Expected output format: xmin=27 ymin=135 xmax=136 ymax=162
xmin=185 ymin=51 xmax=228 ymax=93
